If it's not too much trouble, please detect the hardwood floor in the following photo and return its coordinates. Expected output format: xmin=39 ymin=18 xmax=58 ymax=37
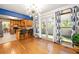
xmin=0 ymin=37 xmax=77 ymax=54
xmin=0 ymin=33 xmax=16 ymax=44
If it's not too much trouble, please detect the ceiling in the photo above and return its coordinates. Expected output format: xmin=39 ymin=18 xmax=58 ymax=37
xmin=0 ymin=4 xmax=75 ymax=19
xmin=0 ymin=4 xmax=29 ymax=15
xmin=0 ymin=14 xmax=21 ymax=20
xmin=0 ymin=4 xmax=72 ymax=14
xmin=35 ymin=4 xmax=68 ymax=13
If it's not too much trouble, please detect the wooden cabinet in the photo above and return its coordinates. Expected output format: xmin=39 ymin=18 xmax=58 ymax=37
xmin=10 ymin=19 xmax=33 ymax=40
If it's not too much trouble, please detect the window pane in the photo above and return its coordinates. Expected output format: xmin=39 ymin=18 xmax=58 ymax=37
xmin=41 ymin=20 xmax=46 ymax=34
xmin=47 ymin=18 xmax=53 ymax=35
xmin=60 ymin=14 xmax=72 ymax=47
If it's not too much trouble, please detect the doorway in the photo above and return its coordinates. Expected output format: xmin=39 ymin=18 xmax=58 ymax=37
xmin=41 ymin=19 xmax=47 ymax=39
xmin=60 ymin=14 xmax=73 ymax=47
xmin=41 ymin=17 xmax=54 ymax=41
xmin=0 ymin=19 xmax=16 ymax=44
xmin=2 ymin=20 xmax=10 ymax=33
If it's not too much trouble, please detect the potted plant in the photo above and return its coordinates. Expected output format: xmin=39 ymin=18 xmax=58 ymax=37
xmin=72 ymin=33 xmax=79 ymax=46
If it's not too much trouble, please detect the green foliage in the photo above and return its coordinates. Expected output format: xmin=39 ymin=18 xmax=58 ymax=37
xmin=72 ymin=34 xmax=79 ymax=43
xmin=63 ymin=19 xmax=68 ymax=26
xmin=61 ymin=19 xmax=72 ymax=27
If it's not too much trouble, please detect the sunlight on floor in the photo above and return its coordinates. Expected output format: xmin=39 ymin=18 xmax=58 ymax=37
xmin=0 ymin=33 xmax=16 ymax=44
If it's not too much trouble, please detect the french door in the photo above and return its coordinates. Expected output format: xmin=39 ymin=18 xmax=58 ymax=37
xmin=60 ymin=14 xmax=73 ymax=47
xmin=41 ymin=17 xmax=54 ymax=41
xmin=41 ymin=19 xmax=47 ymax=39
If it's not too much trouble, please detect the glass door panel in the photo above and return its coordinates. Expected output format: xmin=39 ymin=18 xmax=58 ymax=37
xmin=77 ymin=12 xmax=79 ymax=34
xmin=35 ymin=21 xmax=39 ymax=33
xmin=41 ymin=19 xmax=47 ymax=38
xmin=47 ymin=18 xmax=54 ymax=40
xmin=60 ymin=14 xmax=73 ymax=47
xmin=33 ymin=16 xmax=39 ymax=37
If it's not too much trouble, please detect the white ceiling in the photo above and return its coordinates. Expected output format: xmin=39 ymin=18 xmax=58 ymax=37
xmin=0 ymin=4 xmax=76 ymax=19
xmin=0 ymin=4 xmax=71 ymax=14
xmin=0 ymin=4 xmax=29 ymax=15
xmin=35 ymin=4 xmax=68 ymax=13
xmin=0 ymin=14 xmax=21 ymax=20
